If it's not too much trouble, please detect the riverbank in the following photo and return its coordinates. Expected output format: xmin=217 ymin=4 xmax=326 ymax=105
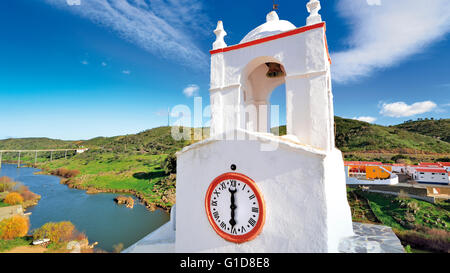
xmin=34 ymin=153 xmax=175 ymax=214
xmin=0 ymin=164 xmax=170 ymax=252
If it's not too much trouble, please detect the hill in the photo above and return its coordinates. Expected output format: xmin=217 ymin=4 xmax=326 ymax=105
xmin=0 ymin=138 xmax=76 ymax=150
xmin=79 ymin=127 xmax=208 ymax=154
xmin=393 ymin=119 xmax=450 ymax=143
xmin=1 ymin=118 xmax=449 ymax=155
xmin=272 ymin=117 xmax=450 ymax=154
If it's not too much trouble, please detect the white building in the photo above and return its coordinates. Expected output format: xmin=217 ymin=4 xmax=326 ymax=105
xmin=126 ymin=1 xmax=355 ymax=253
xmin=414 ymin=168 xmax=449 ymax=185
xmin=76 ymin=148 xmax=89 ymax=154
xmin=391 ymin=164 xmax=406 ymax=174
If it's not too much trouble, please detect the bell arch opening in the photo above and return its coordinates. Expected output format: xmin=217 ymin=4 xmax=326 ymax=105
xmin=240 ymin=57 xmax=287 ymax=134
xmin=268 ymin=83 xmax=286 ymax=136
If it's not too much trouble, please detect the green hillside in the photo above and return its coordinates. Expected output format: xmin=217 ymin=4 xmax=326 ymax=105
xmin=80 ymin=126 xmax=208 ymax=154
xmin=272 ymin=117 xmax=450 ymax=154
xmin=0 ymin=137 xmax=76 ymax=150
xmin=393 ymin=119 xmax=450 ymax=143
xmin=1 ymin=118 xmax=449 ymax=155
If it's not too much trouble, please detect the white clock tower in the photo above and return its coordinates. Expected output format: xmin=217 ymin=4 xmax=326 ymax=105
xmin=175 ymin=1 xmax=354 ymax=253
xmin=125 ymin=1 xmax=355 ymax=253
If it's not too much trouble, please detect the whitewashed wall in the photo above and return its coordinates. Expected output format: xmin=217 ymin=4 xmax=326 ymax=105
xmin=176 ymin=130 xmax=353 ymax=253
xmin=210 ymin=25 xmax=334 ymax=151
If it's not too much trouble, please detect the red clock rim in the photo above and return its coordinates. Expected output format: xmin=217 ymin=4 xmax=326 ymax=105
xmin=205 ymin=172 xmax=266 ymax=244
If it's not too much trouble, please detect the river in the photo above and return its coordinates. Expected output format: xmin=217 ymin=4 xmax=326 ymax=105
xmin=0 ymin=163 xmax=170 ymax=252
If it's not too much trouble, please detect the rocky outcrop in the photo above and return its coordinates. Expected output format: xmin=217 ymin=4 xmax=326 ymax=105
xmin=114 ymin=196 xmax=135 ymax=208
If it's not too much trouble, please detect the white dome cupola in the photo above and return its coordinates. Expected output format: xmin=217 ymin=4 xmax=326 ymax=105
xmin=240 ymin=11 xmax=296 ymax=44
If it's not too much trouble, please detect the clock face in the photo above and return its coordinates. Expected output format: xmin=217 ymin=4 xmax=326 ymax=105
xmin=205 ymin=172 xmax=265 ymax=243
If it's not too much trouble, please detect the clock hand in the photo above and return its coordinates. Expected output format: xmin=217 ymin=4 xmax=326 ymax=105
xmin=229 ymin=187 xmax=237 ymax=228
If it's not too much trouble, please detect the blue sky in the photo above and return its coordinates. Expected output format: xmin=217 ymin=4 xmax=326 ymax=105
xmin=0 ymin=0 xmax=449 ymax=140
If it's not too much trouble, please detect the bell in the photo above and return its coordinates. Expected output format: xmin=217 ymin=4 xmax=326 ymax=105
xmin=266 ymin=62 xmax=284 ymax=78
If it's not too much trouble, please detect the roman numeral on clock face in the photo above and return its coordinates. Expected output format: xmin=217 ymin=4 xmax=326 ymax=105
xmin=213 ymin=211 xmax=220 ymax=220
xmin=248 ymin=218 xmax=256 ymax=227
xmin=249 ymin=194 xmax=255 ymax=200
xmin=231 ymin=227 xmax=237 ymax=235
xmin=220 ymin=221 xmax=226 ymax=229
xmin=252 ymin=207 xmax=259 ymax=213
xmin=230 ymin=180 xmax=236 ymax=187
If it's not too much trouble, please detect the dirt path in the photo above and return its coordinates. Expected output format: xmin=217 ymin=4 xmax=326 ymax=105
xmin=3 ymin=245 xmax=47 ymax=253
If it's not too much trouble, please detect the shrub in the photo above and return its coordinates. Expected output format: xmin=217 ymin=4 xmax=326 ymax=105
xmin=0 ymin=177 xmax=15 ymax=192
xmin=33 ymin=221 xmax=75 ymax=243
xmin=395 ymin=226 xmax=450 ymax=253
xmin=161 ymin=154 xmax=177 ymax=174
xmin=50 ymin=168 xmax=80 ymax=179
xmin=113 ymin=243 xmax=124 ymax=253
xmin=16 ymin=185 xmax=39 ymax=202
xmin=404 ymin=245 xmax=412 ymax=253
xmin=0 ymin=216 xmax=29 ymax=240
xmin=391 ymin=154 xmax=407 ymax=163
xmin=4 ymin=192 xmax=24 ymax=205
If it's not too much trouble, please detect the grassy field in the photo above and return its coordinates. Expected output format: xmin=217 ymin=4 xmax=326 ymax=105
xmin=348 ymin=188 xmax=449 ymax=231
xmin=347 ymin=188 xmax=450 ymax=252
xmin=38 ymin=152 xmax=175 ymax=211
xmin=0 ymin=237 xmax=33 ymax=252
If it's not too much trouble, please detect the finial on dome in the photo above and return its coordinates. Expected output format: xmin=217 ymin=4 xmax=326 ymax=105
xmin=266 ymin=11 xmax=279 ymax=22
xmin=306 ymin=0 xmax=322 ymax=26
xmin=213 ymin=21 xmax=227 ymax=50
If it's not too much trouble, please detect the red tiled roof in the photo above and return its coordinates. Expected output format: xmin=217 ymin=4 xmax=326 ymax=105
xmin=419 ymin=162 xmax=441 ymax=166
xmin=415 ymin=168 xmax=447 ymax=173
xmin=344 ymin=161 xmax=383 ymax=166
xmin=439 ymin=162 xmax=450 ymax=166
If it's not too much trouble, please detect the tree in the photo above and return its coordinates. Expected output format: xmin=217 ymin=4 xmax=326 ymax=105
xmin=0 ymin=177 xmax=15 ymax=192
xmin=0 ymin=216 xmax=29 ymax=240
xmin=33 ymin=221 xmax=75 ymax=243
xmin=4 ymin=192 xmax=24 ymax=205
xmin=161 ymin=154 xmax=177 ymax=174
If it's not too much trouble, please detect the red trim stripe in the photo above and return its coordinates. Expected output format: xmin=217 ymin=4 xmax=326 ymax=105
xmin=210 ymin=22 xmax=327 ymax=55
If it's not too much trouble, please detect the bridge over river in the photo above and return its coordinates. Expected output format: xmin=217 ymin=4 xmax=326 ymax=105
xmin=0 ymin=148 xmax=88 ymax=168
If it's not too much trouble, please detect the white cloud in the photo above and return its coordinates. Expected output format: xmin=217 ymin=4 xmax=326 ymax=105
xmin=353 ymin=116 xmax=377 ymax=123
xmin=183 ymin=84 xmax=199 ymax=97
xmin=45 ymin=0 xmax=211 ymax=69
xmin=332 ymin=0 xmax=450 ymax=83
xmin=81 ymin=60 xmax=88 ymax=65
xmin=66 ymin=0 xmax=80 ymax=6
xmin=366 ymin=0 xmax=381 ymax=6
xmin=101 ymin=62 xmax=107 ymax=67
xmin=380 ymin=101 xmax=437 ymax=117
xmin=122 ymin=70 xmax=131 ymax=75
